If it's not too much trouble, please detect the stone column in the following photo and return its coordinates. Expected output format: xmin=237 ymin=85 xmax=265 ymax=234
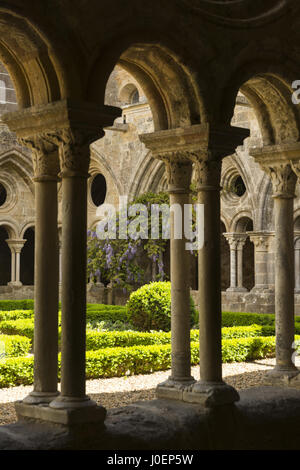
xmin=251 ymin=147 xmax=300 ymax=382
xmin=139 ymin=130 xmax=196 ymax=399
xmin=160 ymin=157 xmax=195 ymax=395
xmin=2 ymin=100 xmax=121 ymax=427
xmin=6 ymin=239 xmax=25 ymax=286
xmin=21 ymin=137 xmax=60 ymax=404
xmin=248 ymin=232 xmax=273 ymax=292
xmin=294 ymin=234 xmax=300 ymax=293
xmin=48 ymin=129 xmax=97 ymax=411
xmin=224 ymin=233 xmax=247 ymax=292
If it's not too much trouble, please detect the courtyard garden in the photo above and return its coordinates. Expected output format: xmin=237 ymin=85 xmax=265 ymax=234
xmin=0 ymin=281 xmax=300 ymax=388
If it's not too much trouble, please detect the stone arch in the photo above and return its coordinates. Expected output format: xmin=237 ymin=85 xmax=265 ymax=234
xmin=0 ymin=9 xmax=60 ymax=106
xmin=230 ymin=211 xmax=253 ymax=233
xmin=119 ymin=83 xmax=139 ymax=106
xmin=128 ymin=152 xmax=167 ymax=200
xmin=88 ymin=38 xmax=207 ymax=131
xmin=20 ymin=221 xmax=35 ymax=239
xmin=0 ymin=219 xmax=18 ymax=239
xmin=256 ymin=174 xmax=274 ymax=231
xmin=219 ymin=57 xmax=300 ymax=145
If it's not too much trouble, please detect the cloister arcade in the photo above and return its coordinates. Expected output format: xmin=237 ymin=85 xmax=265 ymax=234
xmin=0 ymin=0 xmax=300 ymax=449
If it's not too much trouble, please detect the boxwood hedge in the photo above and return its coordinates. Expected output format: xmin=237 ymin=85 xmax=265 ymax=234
xmin=1 ymin=335 xmax=298 ymax=388
xmin=0 ymin=334 xmax=31 ymax=358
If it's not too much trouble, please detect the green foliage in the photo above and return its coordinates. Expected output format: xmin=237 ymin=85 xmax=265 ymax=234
xmin=0 ymin=300 xmax=34 ymax=311
xmin=127 ymin=281 xmax=197 ymax=332
xmin=0 ymin=310 xmax=34 ymax=321
xmin=0 ymin=334 xmax=31 ymax=357
xmin=0 ymin=319 xmax=35 ymax=341
xmin=0 ymin=356 xmax=34 ymax=387
xmin=87 ymin=191 xmax=170 ymax=291
xmin=222 ymin=311 xmax=275 ymax=327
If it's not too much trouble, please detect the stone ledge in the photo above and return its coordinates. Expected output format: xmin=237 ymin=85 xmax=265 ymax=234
xmin=15 ymin=401 xmax=106 ymax=426
xmin=2 ymin=387 xmax=300 ymax=449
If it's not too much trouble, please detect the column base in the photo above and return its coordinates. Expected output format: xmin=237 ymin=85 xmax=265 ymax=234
xmin=263 ymin=366 xmax=300 ymax=387
xmin=49 ymin=394 xmax=98 ymax=410
xmin=226 ymin=287 xmax=248 ymax=293
xmin=250 ymin=286 xmax=275 ymax=294
xmin=22 ymin=391 xmax=60 ymax=405
xmin=7 ymin=281 xmax=23 ymax=287
xmin=156 ymin=376 xmax=196 ymax=400
xmin=182 ymin=381 xmax=240 ymax=407
xmin=15 ymin=400 xmax=106 ymax=426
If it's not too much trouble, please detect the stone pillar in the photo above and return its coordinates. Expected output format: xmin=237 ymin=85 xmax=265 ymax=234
xmin=251 ymin=147 xmax=300 ymax=382
xmin=294 ymin=234 xmax=300 ymax=293
xmin=49 ymin=129 xmax=99 ymax=411
xmin=6 ymin=239 xmax=25 ymax=286
xmin=248 ymin=232 xmax=273 ymax=292
xmin=160 ymin=157 xmax=195 ymax=395
xmin=139 ymin=130 xmax=196 ymax=399
xmin=224 ymin=233 xmax=247 ymax=292
xmin=2 ymin=100 xmax=121 ymax=427
xmin=21 ymin=137 xmax=60 ymax=404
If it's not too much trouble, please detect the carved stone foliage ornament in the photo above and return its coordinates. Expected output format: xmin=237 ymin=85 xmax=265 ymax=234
xmin=261 ymin=163 xmax=297 ymax=198
xmin=54 ymin=128 xmax=100 ymax=178
xmin=191 ymin=155 xmax=222 ymax=190
xmin=157 ymin=151 xmax=193 ymax=192
xmin=19 ymin=133 xmax=60 ymax=180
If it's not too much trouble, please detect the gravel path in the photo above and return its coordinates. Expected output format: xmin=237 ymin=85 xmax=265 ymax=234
xmin=2 ymin=357 xmax=299 ymax=425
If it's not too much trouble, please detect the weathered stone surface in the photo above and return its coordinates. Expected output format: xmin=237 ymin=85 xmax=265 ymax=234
xmin=2 ymin=388 xmax=300 ymax=450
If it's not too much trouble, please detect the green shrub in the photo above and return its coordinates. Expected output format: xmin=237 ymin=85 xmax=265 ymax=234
xmin=127 ymin=281 xmax=197 ymax=331
xmin=86 ymin=308 xmax=129 ymax=325
xmin=0 ymin=319 xmax=35 ymax=341
xmin=0 ymin=356 xmax=34 ymax=387
xmin=0 ymin=300 xmax=34 ymax=311
xmin=0 ymin=310 xmax=34 ymax=321
xmin=222 ymin=311 xmax=275 ymax=327
xmin=1 ymin=335 xmax=299 ymax=388
xmin=0 ymin=334 xmax=31 ymax=357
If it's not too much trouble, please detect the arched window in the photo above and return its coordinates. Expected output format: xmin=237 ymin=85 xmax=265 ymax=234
xmin=0 ymin=80 xmax=6 ymax=104
xmin=91 ymin=174 xmax=107 ymax=207
xmin=130 ymin=89 xmax=139 ymax=104
xmin=119 ymin=83 xmax=140 ymax=105
xmin=0 ymin=183 xmax=7 ymax=206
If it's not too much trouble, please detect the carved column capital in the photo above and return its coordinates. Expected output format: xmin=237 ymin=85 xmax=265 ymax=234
xmin=261 ymin=163 xmax=297 ymax=199
xmin=250 ymin=144 xmax=300 ymax=199
xmin=54 ymin=128 xmax=102 ymax=178
xmin=158 ymin=151 xmax=193 ymax=193
xmin=19 ymin=133 xmax=60 ymax=181
xmin=223 ymin=233 xmax=247 ymax=250
xmin=191 ymin=155 xmax=222 ymax=191
xmin=1 ymin=100 xmax=121 ymax=180
xmin=6 ymin=238 xmax=26 ymax=254
xmin=139 ymin=124 xmax=249 ymax=194
xmin=247 ymin=231 xmax=273 ymax=252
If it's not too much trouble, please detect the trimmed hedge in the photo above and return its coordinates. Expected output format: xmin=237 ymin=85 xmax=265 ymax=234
xmin=2 ymin=335 xmax=297 ymax=388
xmin=0 ymin=335 xmax=31 ymax=358
xmin=0 ymin=310 xmax=34 ymax=322
xmin=222 ymin=311 xmax=275 ymax=327
xmin=2 ymin=320 xmax=300 ymax=351
xmin=0 ymin=319 xmax=34 ymax=341
xmin=0 ymin=300 xmax=34 ymax=311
